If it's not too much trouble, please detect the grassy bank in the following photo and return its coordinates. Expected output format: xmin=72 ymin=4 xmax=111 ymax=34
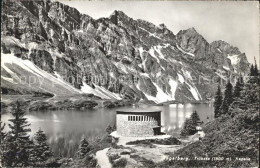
xmin=155 ymin=107 xmax=259 ymax=167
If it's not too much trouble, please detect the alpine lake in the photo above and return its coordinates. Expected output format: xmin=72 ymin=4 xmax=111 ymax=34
xmin=2 ymin=103 xmax=214 ymax=157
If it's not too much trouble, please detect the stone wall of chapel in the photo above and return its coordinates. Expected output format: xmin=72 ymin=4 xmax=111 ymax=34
xmin=116 ymin=112 xmax=161 ymax=137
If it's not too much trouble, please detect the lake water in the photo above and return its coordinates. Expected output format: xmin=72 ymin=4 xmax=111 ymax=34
xmin=1 ymin=103 xmax=214 ymax=157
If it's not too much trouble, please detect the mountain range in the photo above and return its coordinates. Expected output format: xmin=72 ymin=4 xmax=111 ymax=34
xmin=1 ymin=0 xmax=250 ymax=104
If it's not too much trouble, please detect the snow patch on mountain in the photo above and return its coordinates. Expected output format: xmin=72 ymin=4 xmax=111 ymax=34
xmin=114 ymin=62 xmax=128 ymax=74
xmin=169 ymin=79 xmax=178 ymax=100
xmin=148 ymin=48 xmax=160 ymax=63
xmin=140 ymin=73 xmax=150 ymax=78
xmin=138 ymin=47 xmax=144 ymax=56
xmin=215 ymin=72 xmax=227 ymax=80
xmin=26 ymin=42 xmax=39 ymax=50
xmin=3 ymin=36 xmax=26 ymax=48
xmin=227 ymin=55 xmax=239 ymax=65
xmin=223 ymin=66 xmax=230 ymax=71
xmin=1 ymin=53 xmax=83 ymax=94
xmin=177 ymin=73 xmax=185 ymax=83
xmin=182 ymin=69 xmax=193 ymax=80
xmin=186 ymin=82 xmax=202 ymax=101
xmin=138 ymin=47 xmax=148 ymax=70
xmin=93 ymin=84 xmax=122 ymax=100
xmin=152 ymin=82 xmax=174 ymax=103
xmin=162 ymin=43 xmax=171 ymax=48
xmin=136 ymin=82 xmax=173 ymax=103
xmin=217 ymin=48 xmax=222 ymax=53
xmin=176 ymin=44 xmax=195 ymax=57
xmin=138 ymin=27 xmax=162 ymax=40
xmin=1 ymin=76 xmax=17 ymax=84
xmin=154 ymin=45 xmax=165 ymax=59
xmin=2 ymin=53 xmax=37 ymax=76
xmin=148 ymin=47 xmax=165 ymax=71
xmin=54 ymin=72 xmax=82 ymax=93
xmin=81 ymin=82 xmax=111 ymax=99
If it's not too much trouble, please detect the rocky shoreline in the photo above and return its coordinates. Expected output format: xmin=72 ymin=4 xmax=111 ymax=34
xmin=1 ymin=92 xmax=213 ymax=113
xmin=1 ymin=93 xmax=135 ymax=113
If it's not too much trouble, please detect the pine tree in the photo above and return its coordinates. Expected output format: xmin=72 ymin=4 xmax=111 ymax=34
xmin=181 ymin=111 xmax=201 ymax=136
xmin=241 ymin=64 xmax=260 ymax=111
xmin=30 ymin=129 xmax=53 ymax=166
xmin=233 ymin=75 xmax=244 ymax=98
xmin=254 ymin=57 xmax=259 ymax=76
xmin=0 ymin=121 xmax=6 ymax=141
xmin=8 ymin=100 xmax=31 ymax=147
xmin=254 ymin=61 xmax=260 ymax=85
xmin=77 ymin=135 xmax=90 ymax=158
xmin=247 ymin=63 xmax=260 ymax=85
xmin=180 ymin=118 xmax=193 ymax=136
xmin=190 ymin=110 xmax=200 ymax=124
xmin=214 ymin=85 xmax=223 ymax=118
xmin=0 ymin=122 xmax=7 ymax=165
xmin=2 ymin=100 xmax=33 ymax=167
xmin=231 ymin=64 xmax=259 ymax=112
xmin=1 ymin=133 xmax=18 ymax=166
xmin=221 ymin=80 xmax=233 ymax=115
xmin=249 ymin=64 xmax=255 ymax=76
xmin=229 ymin=76 xmax=245 ymax=111
xmin=181 ymin=118 xmax=197 ymax=136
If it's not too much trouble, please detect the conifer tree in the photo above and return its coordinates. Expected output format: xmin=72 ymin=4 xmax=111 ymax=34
xmin=221 ymin=80 xmax=233 ymax=115
xmin=214 ymin=85 xmax=223 ymax=118
xmin=77 ymin=135 xmax=90 ymax=158
xmin=249 ymin=64 xmax=255 ymax=76
xmin=0 ymin=122 xmax=6 ymax=164
xmin=190 ymin=110 xmax=200 ymax=124
xmin=254 ymin=57 xmax=259 ymax=76
xmin=247 ymin=63 xmax=259 ymax=84
xmin=0 ymin=121 xmax=6 ymax=141
xmin=230 ymin=76 xmax=245 ymax=111
xmin=180 ymin=118 xmax=193 ymax=136
xmin=8 ymin=100 xmax=31 ymax=147
xmin=1 ymin=133 xmax=18 ymax=166
xmin=241 ymin=63 xmax=260 ymax=111
xmin=30 ymin=129 xmax=53 ymax=166
xmin=181 ymin=111 xmax=201 ymax=136
xmin=2 ymin=100 xmax=33 ymax=167
xmin=233 ymin=75 xmax=244 ymax=98
xmin=231 ymin=64 xmax=259 ymax=112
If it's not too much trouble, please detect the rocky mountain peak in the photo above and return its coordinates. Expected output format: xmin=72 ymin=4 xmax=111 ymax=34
xmin=176 ymin=27 xmax=210 ymax=59
xmin=159 ymin=23 xmax=167 ymax=30
xmin=1 ymin=0 xmax=250 ymax=104
xmin=180 ymin=27 xmax=203 ymax=40
xmin=110 ymin=10 xmax=127 ymax=17
xmin=109 ymin=10 xmax=131 ymax=25
xmin=186 ymin=27 xmax=197 ymax=33
xmin=211 ymin=40 xmax=241 ymax=56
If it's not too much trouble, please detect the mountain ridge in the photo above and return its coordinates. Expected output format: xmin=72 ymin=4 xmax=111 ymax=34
xmin=1 ymin=0 xmax=250 ymax=104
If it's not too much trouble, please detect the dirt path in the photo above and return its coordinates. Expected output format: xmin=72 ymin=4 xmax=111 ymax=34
xmin=110 ymin=131 xmax=171 ymax=145
xmin=96 ymin=148 xmax=112 ymax=168
xmin=109 ymin=131 xmax=201 ymax=164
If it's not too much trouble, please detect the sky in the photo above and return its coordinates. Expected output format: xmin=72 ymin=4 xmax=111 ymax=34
xmin=58 ymin=0 xmax=259 ymax=64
